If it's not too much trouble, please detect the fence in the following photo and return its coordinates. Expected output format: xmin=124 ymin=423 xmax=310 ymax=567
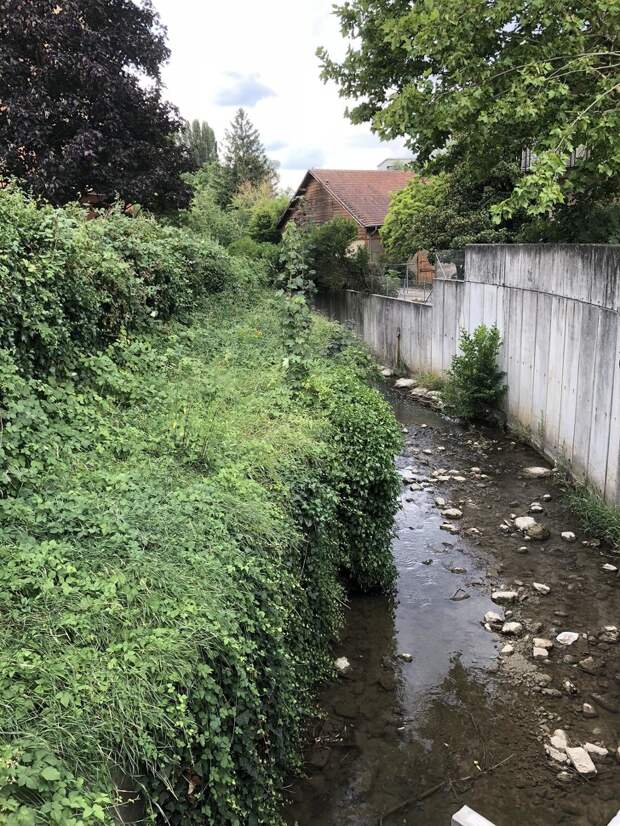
xmin=317 ymin=244 xmax=620 ymax=505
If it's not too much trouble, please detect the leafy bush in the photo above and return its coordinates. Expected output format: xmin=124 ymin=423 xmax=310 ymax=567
xmin=442 ymin=325 xmax=507 ymax=419
xmin=304 ymin=216 xmax=372 ymax=291
xmin=0 ymin=278 xmax=400 ymax=825
xmin=0 ymin=186 xmax=234 ymax=375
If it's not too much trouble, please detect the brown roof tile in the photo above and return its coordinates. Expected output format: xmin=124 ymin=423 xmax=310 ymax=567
xmin=309 ymin=168 xmax=414 ymax=227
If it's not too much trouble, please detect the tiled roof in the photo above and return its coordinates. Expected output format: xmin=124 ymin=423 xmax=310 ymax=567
xmin=309 ymin=168 xmax=415 ymax=227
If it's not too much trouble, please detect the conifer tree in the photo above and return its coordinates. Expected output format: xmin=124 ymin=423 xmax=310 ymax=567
xmin=180 ymin=120 xmax=218 ymax=170
xmin=212 ymin=109 xmax=276 ymax=206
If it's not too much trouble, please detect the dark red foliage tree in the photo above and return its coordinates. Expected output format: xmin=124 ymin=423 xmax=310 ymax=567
xmin=0 ymin=0 xmax=190 ymax=210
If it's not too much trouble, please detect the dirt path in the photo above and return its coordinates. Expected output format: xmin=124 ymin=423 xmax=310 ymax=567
xmin=284 ymin=386 xmax=620 ymax=826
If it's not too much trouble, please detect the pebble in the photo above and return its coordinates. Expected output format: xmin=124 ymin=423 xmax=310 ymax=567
xmin=561 ymin=531 xmax=576 ymax=543
xmin=583 ymin=703 xmax=598 ymax=718
xmin=527 ymin=523 xmax=551 ymax=540
xmin=501 ymin=621 xmax=523 ymax=636
xmin=529 ymin=502 xmax=544 ymax=513
xmin=542 ymin=494 xmax=552 ymax=502
xmin=566 ymin=746 xmax=597 ymax=777
xmin=545 ymin=745 xmax=568 ymax=764
xmin=556 ymin=771 xmax=572 ymax=782
xmin=602 ymin=563 xmax=618 ymax=572
xmin=533 ymin=582 xmax=551 ymax=595
xmin=550 ymin=730 xmax=569 ymax=751
xmin=533 ymin=638 xmax=553 ymax=650
xmin=533 ymin=646 xmax=549 ymax=659
xmin=584 ymin=743 xmax=608 ymax=762
xmin=434 ymin=497 xmax=447 ymax=507
xmin=516 ymin=545 xmax=529 ymax=554
xmin=515 ymin=516 xmax=537 ymax=532
xmin=398 ymin=652 xmax=413 ymax=662
xmin=501 ymin=644 xmax=515 ymax=656
xmin=523 ymin=466 xmax=553 ymax=479
xmin=484 ymin=611 xmax=504 ymax=626
xmin=492 ymin=590 xmax=519 ymax=604
xmin=556 ymin=632 xmax=579 ymax=646
xmin=334 ymin=657 xmax=351 ymax=674
xmin=440 ymin=523 xmax=460 ymax=534
xmin=442 ymin=507 xmax=463 ymax=519
xmin=394 ymin=377 xmax=417 ymax=389
xmin=562 ymin=679 xmax=577 ymax=695
xmin=380 ymin=367 xmax=394 ymax=377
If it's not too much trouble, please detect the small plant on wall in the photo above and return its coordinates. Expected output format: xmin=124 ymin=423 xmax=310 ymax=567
xmin=442 ymin=324 xmax=507 ymax=420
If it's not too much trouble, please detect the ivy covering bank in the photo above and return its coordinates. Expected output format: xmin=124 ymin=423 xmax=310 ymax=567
xmin=0 ymin=188 xmax=401 ymax=825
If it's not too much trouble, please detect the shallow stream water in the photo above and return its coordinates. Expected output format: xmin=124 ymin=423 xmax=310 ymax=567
xmin=284 ymin=387 xmax=620 ymax=826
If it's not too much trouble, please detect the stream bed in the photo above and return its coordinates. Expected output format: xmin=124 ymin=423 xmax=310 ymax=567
xmin=284 ymin=386 xmax=620 ymax=826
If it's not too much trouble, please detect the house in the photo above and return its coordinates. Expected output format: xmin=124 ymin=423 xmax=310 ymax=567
xmin=377 ymin=157 xmax=414 ymax=170
xmin=278 ymin=168 xmax=415 ymax=261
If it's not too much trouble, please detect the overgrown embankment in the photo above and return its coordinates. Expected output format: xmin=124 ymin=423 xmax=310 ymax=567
xmin=0 ymin=189 xmax=401 ymax=825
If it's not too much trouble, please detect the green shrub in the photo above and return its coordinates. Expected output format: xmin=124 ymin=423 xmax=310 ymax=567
xmin=0 ymin=285 xmax=400 ymax=824
xmin=0 ymin=186 xmax=234 ymax=375
xmin=442 ymin=325 xmax=507 ymax=419
xmin=306 ymin=216 xmax=370 ymax=291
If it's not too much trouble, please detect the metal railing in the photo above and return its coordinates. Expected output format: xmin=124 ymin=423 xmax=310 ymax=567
xmin=366 ymin=262 xmax=434 ymax=303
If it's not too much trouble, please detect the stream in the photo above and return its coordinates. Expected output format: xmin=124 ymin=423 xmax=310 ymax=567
xmin=284 ymin=385 xmax=620 ymax=826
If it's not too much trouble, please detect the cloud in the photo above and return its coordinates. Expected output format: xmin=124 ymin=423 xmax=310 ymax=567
xmin=346 ymin=131 xmax=384 ymax=150
xmin=266 ymin=139 xmax=287 ymax=152
xmin=215 ymin=72 xmax=275 ymax=107
xmin=283 ymin=146 xmax=326 ymax=169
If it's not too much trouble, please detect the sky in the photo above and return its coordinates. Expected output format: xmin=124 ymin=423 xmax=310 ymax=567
xmin=152 ymin=0 xmax=409 ymax=191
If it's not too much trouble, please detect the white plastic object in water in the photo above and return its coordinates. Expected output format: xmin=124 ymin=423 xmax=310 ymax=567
xmin=452 ymin=806 xmax=497 ymax=826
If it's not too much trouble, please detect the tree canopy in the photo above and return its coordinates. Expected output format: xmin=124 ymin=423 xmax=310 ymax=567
xmin=319 ymin=0 xmax=620 ymax=220
xmin=0 ymin=0 xmax=190 ymax=210
xmin=180 ymin=119 xmax=218 ymax=170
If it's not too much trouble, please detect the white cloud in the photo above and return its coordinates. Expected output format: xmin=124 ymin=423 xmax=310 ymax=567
xmin=214 ymin=72 xmax=275 ymax=107
xmin=152 ymin=0 xmax=408 ymax=189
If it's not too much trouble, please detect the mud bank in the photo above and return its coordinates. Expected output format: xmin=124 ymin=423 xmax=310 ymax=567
xmin=284 ymin=387 xmax=620 ymax=826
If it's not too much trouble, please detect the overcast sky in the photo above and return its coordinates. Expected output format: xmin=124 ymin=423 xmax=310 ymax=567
xmin=152 ymin=0 xmax=408 ymax=191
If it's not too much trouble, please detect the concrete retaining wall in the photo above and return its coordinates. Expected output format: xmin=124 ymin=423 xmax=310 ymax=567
xmin=317 ymin=244 xmax=620 ymax=505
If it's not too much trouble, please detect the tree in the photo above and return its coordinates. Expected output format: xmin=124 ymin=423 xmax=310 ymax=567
xmin=0 ymin=0 xmax=190 ymax=210
xmin=319 ymin=1 xmax=620 ymax=223
xmin=180 ymin=119 xmax=218 ymax=169
xmin=381 ymin=162 xmax=526 ymax=256
xmin=211 ymin=109 xmax=277 ymax=207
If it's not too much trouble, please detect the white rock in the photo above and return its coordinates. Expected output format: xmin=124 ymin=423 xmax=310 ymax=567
xmin=515 ymin=516 xmax=537 ymax=532
xmin=603 ymin=563 xmax=618 ymax=572
xmin=394 ymin=377 xmax=416 ymax=389
xmin=435 ymin=497 xmax=447 ymax=507
xmin=584 ymin=743 xmax=608 ymax=762
xmin=545 ymin=745 xmax=568 ymax=764
xmin=380 ymin=367 xmax=394 ymax=377
xmin=501 ymin=644 xmax=514 ymax=656
xmin=533 ymin=646 xmax=548 ymax=659
xmin=334 ymin=657 xmax=350 ymax=674
xmin=533 ymin=638 xmax=553 ymax=650
xmin=484 ymin=611 xmax=503 ymax=625
xmin=529 ymin=502 xmax=544 ymax=513
xmin=398 ymin=652 xmax=413 ymax=662
xmin=442 ymin=507 xmax=463 ymax=519
xmin=542 ymin=494 xmax=552 ymax=502
xmin=550 ymin=730 xmax=569 ymax=751
xmin=492 ymin=590 xmax=519 ymax=604
xmin=582 ymin=703 xmax=598 ymax=718
xmin=561 ymin=531 xmax=576 ymax=542
xmin=556 ymin=631 xmax=579 ymax=646
xmin=533 ymin=582 xmax=551 ymax=595
xmin=563 ymin=679 xmax=577 ymax=695
xmin=523 ymin=466 xmax=553 ymax=479
xmin=440 ymin=522 xmax=460 ymax=534
xmin=501 ymin=621 xmax=523 ymax=636
xmin=566 ymin=746 xmax=597 ymax=777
